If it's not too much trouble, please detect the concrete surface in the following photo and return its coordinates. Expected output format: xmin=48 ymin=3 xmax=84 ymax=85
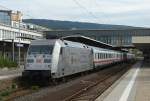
xmin=0 ymin=67 xmax=23 ymax=80
xmin=95 ymin=61 xmax=150 ymax=101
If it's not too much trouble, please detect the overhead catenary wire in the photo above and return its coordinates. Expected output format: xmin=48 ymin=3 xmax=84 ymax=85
xmin=92 ymin=0 xmax=109 ymax=23
xmin=0 ymin=1 xmax=101 ymax=23
xmin=0 ymin=4 xmax=11 ymax=10
xmin=72 ymin=0 xmax=100 ymax=23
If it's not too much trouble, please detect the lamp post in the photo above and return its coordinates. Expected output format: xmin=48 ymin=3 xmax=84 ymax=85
xmin=3 ymin=42 xmax=6 ymax=59
xmin=12 ymin=39 xmax=14 ymax=61
xmin=18 ymin=21 xmax=21 ymax=68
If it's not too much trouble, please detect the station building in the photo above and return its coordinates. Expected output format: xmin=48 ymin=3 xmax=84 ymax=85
xmin=0 ymin=8 xmax=47 ymax=62
xmin=45 ymin=29 xmax=150 ymax=47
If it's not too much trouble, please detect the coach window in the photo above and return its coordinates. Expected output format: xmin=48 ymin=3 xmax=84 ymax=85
xmin=103 ymin=54 xmax=105 ymax=59
xmin=103 ymin=54 xmax=104 ymax=59
xmin=104 ymin=54 xmax=105 ymax=59
xmin=100 ymin=53 xmax=101 ymax=59
xmin=99 ymin=53 xmax=101 ymax=59
xmin=96 ymin=53 xmax=97 ymax=59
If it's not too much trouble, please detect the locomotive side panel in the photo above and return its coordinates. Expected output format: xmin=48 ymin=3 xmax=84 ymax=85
xmin=53 ymin=47 xmax=93 ymax=78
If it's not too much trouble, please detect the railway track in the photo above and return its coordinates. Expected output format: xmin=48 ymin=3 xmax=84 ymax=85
xmin=22 ymin=62 xmax=135 ymax=101
xmin=0 ymin=62 xmax=135 ymax=101
xmin=62 ymin=63 xmax=132 ymax=101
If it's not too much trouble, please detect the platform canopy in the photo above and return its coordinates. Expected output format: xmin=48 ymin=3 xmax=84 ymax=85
xmin=132 ymin=36 xmax=150 ymax=59
xmin=61 ymin=35 xmax=114 ymax=50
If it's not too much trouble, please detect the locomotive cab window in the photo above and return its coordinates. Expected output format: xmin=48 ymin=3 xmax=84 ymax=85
xmin=28 ymin=45 xmax=54 ymax=54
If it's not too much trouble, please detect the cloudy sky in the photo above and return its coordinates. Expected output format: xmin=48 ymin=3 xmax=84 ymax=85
xmin=0 ymin=0 xmax=150 ymax=27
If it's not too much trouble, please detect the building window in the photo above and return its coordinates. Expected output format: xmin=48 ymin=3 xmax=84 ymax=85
xmin=0 ymin=11 xmax=11 ymax=25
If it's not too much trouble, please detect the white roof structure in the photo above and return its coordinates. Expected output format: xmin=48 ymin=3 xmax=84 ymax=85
xmin=0 ymin=5 xmax=11 ymax=11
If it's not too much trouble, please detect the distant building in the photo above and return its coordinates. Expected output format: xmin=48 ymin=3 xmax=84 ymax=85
xmin=0 ymin=8 xmax=48 ymax=62
xmin=0 ymin=10 xmax=11 ymax=25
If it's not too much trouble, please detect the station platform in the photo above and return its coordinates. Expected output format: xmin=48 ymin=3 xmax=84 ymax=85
xmin=96 ymin=61 xmax=150 ymax=101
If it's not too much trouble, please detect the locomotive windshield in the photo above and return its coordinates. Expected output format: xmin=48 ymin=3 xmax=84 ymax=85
xmin=28 ymin=45 xmax=54 ymax=54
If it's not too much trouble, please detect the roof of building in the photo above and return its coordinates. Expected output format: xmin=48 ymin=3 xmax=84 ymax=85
xmin=61 ymin=35 xmax=114 ymax=49
xmin=45 ymin=28 xmax=150 ymax=32
xmin=46 ymin=35 xmax=130 ymax=52
xmin=0 ymin=5 xmax=11 ymax=12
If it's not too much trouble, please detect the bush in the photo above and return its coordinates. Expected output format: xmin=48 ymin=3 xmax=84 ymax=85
xmin=0 ymin=96 xmax=3 ymax=101
xmin=0 ymin=90 xmax=10 ymax=97
xmin=0 ymin=56 xmax=17 ymax=68
xmin=31 ymin=86 xmax=39 ymax=91
xmin=11 ymin=83 xmax=18 ymax=89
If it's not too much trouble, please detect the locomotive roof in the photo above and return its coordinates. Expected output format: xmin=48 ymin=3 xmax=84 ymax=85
xmin=61 ymin=35 xmax=114 ymax=50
